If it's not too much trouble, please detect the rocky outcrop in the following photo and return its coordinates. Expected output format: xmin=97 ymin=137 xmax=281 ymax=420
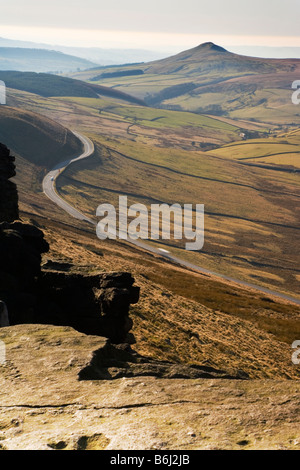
xmin=79 ymin=341 xmax=248 ymax=381
xmin=0 ymin=325 xmax=298 ymax=451
xmin=0 ymin=143 xmax=49 ymax=326
xmin=0 ymin=222 xmax=139 ymax=343
xmin=0 ymin=221 xmax=50 ymax=326
xmin=35 ymin=270 xmax=140 ymax=344
xmin=0 ymin=143 xmax=19 ymax=223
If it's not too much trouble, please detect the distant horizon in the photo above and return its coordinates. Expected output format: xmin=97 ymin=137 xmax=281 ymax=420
xmin=1 ymin=28 xmax=300 ymax=51
xmin=1 ymin=34 xmax=300 ymax=61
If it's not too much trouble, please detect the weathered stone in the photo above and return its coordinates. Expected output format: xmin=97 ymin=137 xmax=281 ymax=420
xmin=0 ymin=324 xmax=298 ymax=451
xmin=0 ymin=221 xmax=50 ymax=325
xmin=0 ymin=301 xmax=9 ymax=327
xmin=35 ymin=269 xmax=140 ymax=343
xmin=0 ymin=143 xmax=19 ymax=223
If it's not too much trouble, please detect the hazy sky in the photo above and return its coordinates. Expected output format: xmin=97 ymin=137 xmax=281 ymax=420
xmin=1 ymin=0 xmax=300 ymax=51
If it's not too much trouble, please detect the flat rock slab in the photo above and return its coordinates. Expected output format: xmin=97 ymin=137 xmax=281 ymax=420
xmin=0 ymin=325 xmax=299 ymax=450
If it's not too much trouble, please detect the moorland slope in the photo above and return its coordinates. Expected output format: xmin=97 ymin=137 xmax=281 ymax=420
xmin=74 ymin=42 xmax=300 ymax=123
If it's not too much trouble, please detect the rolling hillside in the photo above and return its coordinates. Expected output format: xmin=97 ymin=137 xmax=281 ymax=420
xmin=75 ymin=42 xmax=300 ymax=124
xmin=4 ymin=71 xmax=300 ymax=301
xmin=0 ymin=105 xmax=82 ymax=168
xmin=0 ymin=105 xmax=91 ymax=225
xmin=208 ymin=128 xmax=300 ymax=171
xmin=1 ymin=66 xmax=299 ymax=386
xmin=0 ymin=36 xmax=168 ymax=65
xmin=0 ymin=70 xmax=146 ymax=105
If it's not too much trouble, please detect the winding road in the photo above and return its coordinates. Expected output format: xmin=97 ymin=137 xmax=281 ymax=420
xmin=43 ymin=131 xmax=95 ymax=224
xmin=43 ymin=131 xmax=300 ymax=306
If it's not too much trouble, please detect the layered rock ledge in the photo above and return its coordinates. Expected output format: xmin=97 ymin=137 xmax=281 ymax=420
xmin=0 ymin=221 xmax=140 ymax=343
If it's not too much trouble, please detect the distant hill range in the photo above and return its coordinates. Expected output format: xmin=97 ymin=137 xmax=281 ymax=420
xmin=77 ymin=42 xmax=300 ymax=124
xmin=0 ymin=37 xmax=168 ymax=67
xmin=0 ymin=47 xmax=98 ymax=73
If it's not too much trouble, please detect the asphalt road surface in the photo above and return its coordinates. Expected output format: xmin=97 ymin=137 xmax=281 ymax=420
xmin=43 ymin=131 xmax=95 ymax=223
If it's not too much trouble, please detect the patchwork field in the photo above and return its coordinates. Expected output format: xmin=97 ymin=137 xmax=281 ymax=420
xmin=208 ymin=128 xmax=300 ymax=170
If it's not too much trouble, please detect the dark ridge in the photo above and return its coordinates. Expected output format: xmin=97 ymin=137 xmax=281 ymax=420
xmin=0 ymin=70 xmax=146 ymax=106
xmin=0 ymin=106 xmax=83 ymax=169
xmin=88 ymin=82 xmax=146 ymax=106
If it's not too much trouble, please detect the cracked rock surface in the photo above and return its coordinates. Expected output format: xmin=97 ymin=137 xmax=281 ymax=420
xmin=0 ymin=324 xmax=299 ymax=450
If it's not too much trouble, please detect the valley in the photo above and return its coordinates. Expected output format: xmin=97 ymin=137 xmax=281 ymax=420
xmin=0 ymin=44 xmax=299 ymax=380
xmin=5 ymin=79 xmax=299 ymax=300
xmin=0 ymin=0 xmax=300 ymax=449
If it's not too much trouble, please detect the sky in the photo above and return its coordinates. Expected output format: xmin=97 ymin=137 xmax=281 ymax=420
xmin=0 ymin=0 xmax=300 ymax=52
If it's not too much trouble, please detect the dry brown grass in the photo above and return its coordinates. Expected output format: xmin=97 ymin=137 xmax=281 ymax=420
xmin=56 ymin=136 xmax=300 ymax=298
xmin=20 ymin=212 xmax=300 ymax=380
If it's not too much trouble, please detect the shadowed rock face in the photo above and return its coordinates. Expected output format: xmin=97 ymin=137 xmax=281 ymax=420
xmin=35 ymin=270 xmax=140 ymax=344
xmin=0 ymin=143 xmax=19 ymax=223
xmin=0 ymin=221 xmax=50 ymax=325
xmin=0 ymin=300 xmax=9 ymax=327
xmin=0 ymin=223 xmax=140 ymax=343
xmin=78 ymin=341 xmax=248 ymax=381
